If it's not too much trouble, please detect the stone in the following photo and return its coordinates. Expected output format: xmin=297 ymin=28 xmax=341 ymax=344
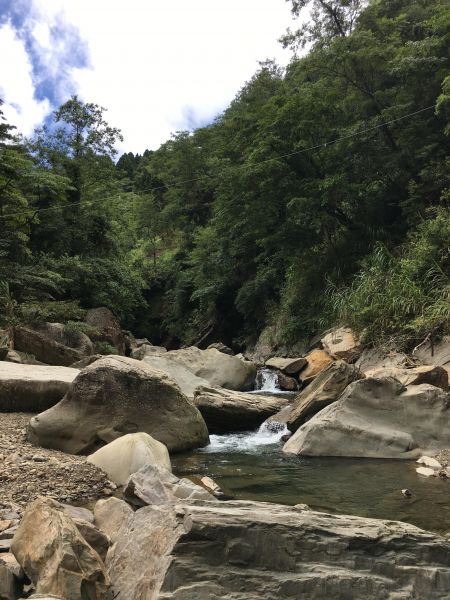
xmin=11 ymin=497 xmax=109 ymax=599
xmin=123 ymin=464 xmax=214 ymax=507
xmin=107 ymin=499 xmax=450 ymax=600
xmin=14 ymin=323 xmax=93 ymax=367
xmin=28 ymin=356 xmax=209 ymax=454
xmin=69 ymin=355 xmax=103 ymax=369
xmin=4 ymin=350 xmax=23 ymax=364
xmin=73 ymin=519 xmax=110 ymax=562
xmin=416 ymin=466 xmax=437 ymax=477
xmin=284 ymin=377 xmax=450 ymax=459
xmin=417 ymin=456 xmax=442 ymax=469
xmin=62 ymin=505 xmax=94 ymax=524
xmin=141 ymin=354 xmax=210 ymax=400
xmin=193 ymin=386 xmax=289 ymax=433
xmin=287 ymin=361 xmax=362 ymax=432
xmin=85 ymin=307 xmax=126 ymax=355
xmin=265 ymin=356 xmax=307 ymax=374
xmin=0 ymin=553 xmax=22 ymax=600
xmin=87 ymin=432 xmax=171 ymax=486
xmin=277 ymin=371 xmax=299 ymax=391
xmin=130 ymin=344 xmax=167 ymax=360
xmin=355 ymin=348 xmax=411 ymax=373
xmin=0 ymin=346 xmax=8 ymax=361
xmin=321 ymin=326 xmax=362 ymax=362
xmin=94 ymin=498 xmax=133 ymax=544
xmin=164 ymin=346 xmax=256 ymax=391
xmin=207 ymin=342 xmax=234 ymax=355
xmin=365 ymin=364 xmax=448 ymax=391
xmin=0 ymin=364 xmax=78 ymax=412
xmin=299 ymin=348 xmax=334 ymax=382
xmin=414 ymin=335 xmax=450 ymax=376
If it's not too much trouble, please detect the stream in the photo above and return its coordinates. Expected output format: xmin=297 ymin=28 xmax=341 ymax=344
xmin=173 ymin=368 xmax=450 ymax=534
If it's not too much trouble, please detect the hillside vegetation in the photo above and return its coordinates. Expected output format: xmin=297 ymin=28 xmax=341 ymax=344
xmin=0 ymin=0 xmax=449 ymax=351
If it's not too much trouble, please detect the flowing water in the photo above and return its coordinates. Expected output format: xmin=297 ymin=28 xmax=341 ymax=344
xmin=173 ymin=422 xmax=450 ymax=534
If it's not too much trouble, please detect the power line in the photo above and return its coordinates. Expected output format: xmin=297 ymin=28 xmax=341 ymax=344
xmin=0 ymin=104 xmax=436 ymax=221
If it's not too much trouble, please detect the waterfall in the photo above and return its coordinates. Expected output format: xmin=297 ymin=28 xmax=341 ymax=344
xmin=202 ymin=417 xmax=289 ymax=453
xmin=255 ymin=367 xmax=280 ymax=392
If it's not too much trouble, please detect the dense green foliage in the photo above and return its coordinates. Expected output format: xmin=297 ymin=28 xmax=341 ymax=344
xmin=1 ymin=0 xmax=449 ymax=351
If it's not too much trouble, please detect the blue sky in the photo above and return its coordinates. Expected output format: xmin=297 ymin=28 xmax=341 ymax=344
xmin=0 ymin=0 xmax=295 ymax=153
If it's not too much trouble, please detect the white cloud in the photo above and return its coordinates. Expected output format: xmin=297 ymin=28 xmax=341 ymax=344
xmin=5 ymin=0 xmax=296 ymax=153
xmin=0 ymin=22 xmax=50 ymax=134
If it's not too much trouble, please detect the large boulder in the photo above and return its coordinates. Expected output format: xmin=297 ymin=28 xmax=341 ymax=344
xmin=365 ymin=365 xmax=448 ymax=391
xmin=193 ymin=386 xmax=290 ymax=433
xmin=284 ymin=377 xmax=450 ymax=459
xmin=94 ymin=498 xmax=133 ymax=544
xmin=265 ymin=356 xmax=307 ymax=374
xmin=11 ymin=497 xmax=109 ymax=599
xmin=85 ymin=307 xmax=126 ymax=355
xmin=130 ymin=344 xmax=167 ymax=360
xmin=13 ymin=324 xmax=93 ymax=367
xmin=164 ymin=346 xmax=256 ymax=391
xmin=414 ymin=335 xmax=450 ymax=377
xmin=107 ymin=499 xmax=450 ymax=600
xmin=355 ymin=348 xmax=411 ymax=373
xmin=87 ymin=432 xmax=171 ymax=485
xmin=287 ymin=361 xmax=362 ymax=432
xmin=124 ymin=463 xmax=214 ymax=507
xmin=321 ymin=326 xmax=362 ymax=362
xmin=299 ymin=348 xmax=334 ymax=382
xmin=141 ymin=354 xmax=210 ymax=400
xmin=27 ymin=356 xmax=209 ymax=454
xmin=0 ymin=363 xmax=78 ymax=412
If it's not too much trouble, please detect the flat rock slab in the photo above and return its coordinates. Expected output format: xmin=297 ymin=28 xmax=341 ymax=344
xmin=107 ymin=499 xmax=450 ymax=599
xmin=0 ymin=364 xmax=78 ymax=412
xmin=265 ymin=357 xmax=307 ymax=374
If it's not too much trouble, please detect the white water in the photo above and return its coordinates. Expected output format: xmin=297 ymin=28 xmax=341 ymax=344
xmin=254 ymin=367 xmax=281 ymax=393
xmin=201 ymin=419 xmax=289 ymax=453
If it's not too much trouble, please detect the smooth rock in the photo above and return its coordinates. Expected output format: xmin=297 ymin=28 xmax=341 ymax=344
xmin=73 ymin=519 xmax=110 ymax=562
xmin=288 ymin=361 xmax=362 ymax=432
xmin=414 ymin=335 xmax=450 ymax=377
xmin=94 ymin=498 xmax=133 ymax=544
xmin=416 ymin=466 xmax=437 ymax=477
xmin=193 ymin=386 xmax=289 ymax=433
xmin=107 ymin=499 xmax=450 ymax=600
xmin=87 ymin=432 xmax=171 ymax=485
xmin=0 ymin=363 xmax=78 ymax=412
xmin=28 ymin=356 xmax=209 ymax=454
xmin=124 ymin=464 xmax=214 ymax=507
xmin=207 ymin=342 xmax=234 ymax=355
xmin=284 ymin=377 xmax=450 ymax=459
xmin=321 ymin=327 xmax=362 ymax=362
xmin=11 ymin=497 xmax=109 ymax=599
xmin=69 ymin=354 xmax=102 ymax=369
xmin=62 ymin=505 xmax=94 ymax=524
xmin=265 ymin=356 xmax=307 ymax=374
xmin=355 ymin=348 xmax=411 ymax=373
xmin=365 ymin=365 xmax=448 ymax=391
xmin=141 ymin=354 xmax=210 ymax=400
xmin=417 ymin=456 xmax=442 ymax=469
xmin=299 ymin=349 xmax=334 ymax=382
xmin=130 ymin=344 xmax=167 ymax=360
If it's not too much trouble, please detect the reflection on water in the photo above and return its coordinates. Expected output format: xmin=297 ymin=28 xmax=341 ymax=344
xmin=173 ymin=432 xmax=450 ymax=534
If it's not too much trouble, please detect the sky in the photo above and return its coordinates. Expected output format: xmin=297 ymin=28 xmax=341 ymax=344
xmin=0 ymin=0 xmax=296 ymax=154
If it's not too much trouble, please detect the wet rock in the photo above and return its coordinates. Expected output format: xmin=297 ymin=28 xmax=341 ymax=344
xmin=416 ymin=466 xmax=437 ymax=477
xmin=277 ymin=371 xmax=299 ymax=391
xmin=193 ymin=386 xmax=289 ymax=433
xmin=28 ymin=356 xmax=209 ymax=454
xmin=11 ymin=497 xmax=109 ymax=599
xmin=87 ymin=432 xmax=171 ymax=485
xmin=417 ymin=456 xmax=442 ymax=469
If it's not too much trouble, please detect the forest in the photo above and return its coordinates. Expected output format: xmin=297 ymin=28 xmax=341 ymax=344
xmin=0 ymin=0 xmax=449 ymax=352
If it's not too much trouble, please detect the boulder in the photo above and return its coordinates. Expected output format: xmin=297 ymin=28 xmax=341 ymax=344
xmin=0 ymin=553 xmax=22 ymax=600
xmin=0 ymin=363 xmax=79 ymax=412
xmin=193 ymin=386 xmax=290 ymax=433
xmin=207 ymin=342 xmax=234 ymax=355
xmin=299 ymin=348 xmax=334 ymax=382
xmin=164 ymin=346 xmax=256 ymax=390
xmin=365 ymin=364 xmax=448 ymax=391
xmin=284 ymin=377 xmax=450 ymax=459
xmin=130 ymin=344 xmax=167 ymax=360
xmin=13 ymin=324 xmax=93 ymax=367
xmin=265 ymin=356 xmax=307 ymax=374
xmin=416 ymin=466 xmax=436 ymax=477
xmin=85 ymin=307 xmax=126 ymax=355
xmin=321 ymin=326 xmax=362 ymax=362
xmin=27 ymin=356 xmax=209 ymax=454
xmin=72 ymin=519 xmax=110 ymax=562
xmin=355 ymin=348 xmax=411 ymax=373
xmin=417 ymin=456 xmax=442 ymax=469
xmin=94 ymin=498 xmax=133 ymax=544
xmin=141 ymin=354 xmax=210 ymax=400
xmin=87 ymin=432 xmax=171 ymax=486
xmin=287 ymin=361 xmax=362 ymax=432
xmin=123 ymin=463 xmax=214 ymax=507
xmin=69 ymin=354 xmax=102 ymax=369
xmin=277 ymin=371 xmax=299 ymax=391
xmin=414 ymin=335 xmax=450 ymax=376
xmin=11 ymin=497 xmax=109 ymax=599
xmin=107 ymin=499 xmax=450 ymax=600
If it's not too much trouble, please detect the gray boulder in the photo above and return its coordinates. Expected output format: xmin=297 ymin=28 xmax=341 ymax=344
xmin=28 ymin=356 xmax=209 ymax=454
xmin=193 ymin=386 xmax=290 ymax=433
xmin=131 ymin=344 xmax=167 ymax=360
xmin=365 ymin=364 xmax=448 ymax=391
xmin=142 ymin=354 xmax=210 ymax=400
xmin=284 ymin=377 xmax=450 ymax=458
xmin=0 ymin=363 xmax=79 ymax=412
xmin=107 ymin=499 xmax=450 ymax=600
xmin=287 ymin=360 xmax=362 ymax=432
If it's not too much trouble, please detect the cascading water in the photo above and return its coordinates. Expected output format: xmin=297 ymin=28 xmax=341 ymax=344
xmin=254 ymin=367 xmax=281 ymax=393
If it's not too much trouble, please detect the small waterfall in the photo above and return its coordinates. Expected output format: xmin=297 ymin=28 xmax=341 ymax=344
xmin=202 ymin=419 xmax=289 ymax=453
xmin=255 ymin=367 xmax=280 ymax=392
